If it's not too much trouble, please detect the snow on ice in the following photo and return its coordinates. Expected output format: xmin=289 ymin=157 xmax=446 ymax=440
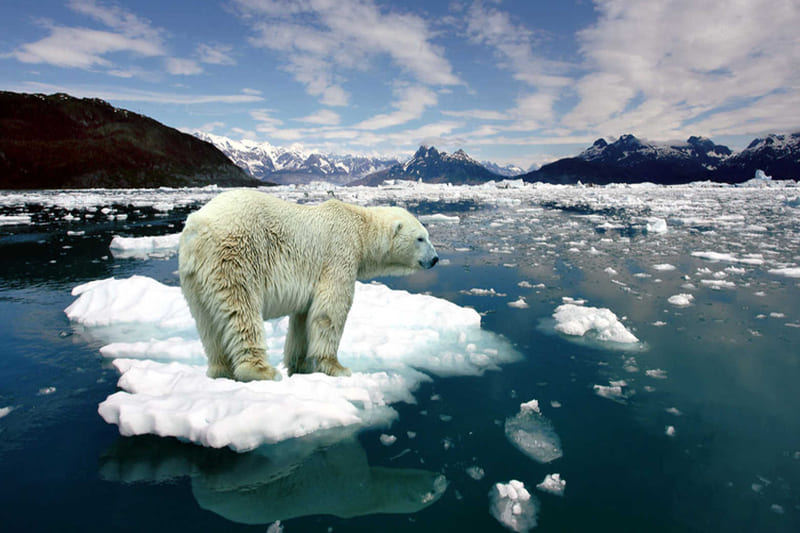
xmin=489 ymin=479 xmax=538 ymax=532
xmin=552 ymin=303 xmax=639 ymax=345
xmin=66 ymin=276 xmax=519 ymax=451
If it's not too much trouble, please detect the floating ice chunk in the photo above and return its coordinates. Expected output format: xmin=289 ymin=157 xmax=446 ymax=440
xmin=667 ymin=293 xmax=694 ymax=307
xmin=504 ymin=400 xmax=563 ymax=463
xmin=691 ymin=251 xmax=764 ymax=265
xmin=604 ymin=267 xmax=618 ymax=276
xmin=646 ymin=369 xmax=668 ymax=379
xmin=466 ymin=466 xmax=485 ymax=480
xmin=552 ymin=303 xmax=639 ymax=344
xmin=418 ymin=213 xmax=460 ymax=224
xmin=38 ymin=387 xmax=56 ymax=395
xmin=768 ymin=267 xmax=800 ymax=278
xmin=0 ymin=406 xmax=13 ymax=418
xmin=379 ymin=434 xmax=397 ymax=446
xmin=0 ymin=214 xmax=32 ymax=225
xmin=508 ymin=297 xmax=529 ymax=309
xmin=69 ymin=276 xmax=519 ymax=450
xmin=652 ymin=264 xmax=676 ymax=271
xmin=461 ymin=287 xmax=506 ymax=297
xmin=593 ymin=380 xmax=631 ymax=403
xmin=700 ymin=279 xmax=736 ymax=289
xmin=109 ymin=233 xmax=182 ymax=259
xmin=489 ymin=480 xmax=538 ymax=532
xmin=266 ymin=521 xmax=283 ymax=533
xmin=536 ymin=473 xmax=565 ymax=496
xmin=665 ymin=425 xmax=676 ymax=437
xmin=645 ymin=218 xmax=668 ymax=234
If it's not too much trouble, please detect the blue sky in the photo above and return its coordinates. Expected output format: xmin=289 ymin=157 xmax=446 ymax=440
xmin=2 ymin=0 xmax=799 ymax=167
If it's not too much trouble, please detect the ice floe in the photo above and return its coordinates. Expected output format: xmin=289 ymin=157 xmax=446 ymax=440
xmin=504 ymin=399 xmax=563 ymax=464
xmin=109 ymin=233 xmax=181 ymax=259
xmin=552 ymin=303 xmax=639 ymax=345
xmin=66 ymin=276 xmax=519 ymax=451
xmin=668 ymin=293 xmax=694 ymax=307
xmin=536 ymin=473 xmax=566 ymax=496
xmin=489 ymin=480 xmax=538 ymax=532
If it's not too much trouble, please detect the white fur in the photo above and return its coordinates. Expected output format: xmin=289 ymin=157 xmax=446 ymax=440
xmin=178 ymin=189 xmax=437 ymax=381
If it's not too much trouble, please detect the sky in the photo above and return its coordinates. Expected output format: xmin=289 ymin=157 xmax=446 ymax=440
xmin=2 ymin=0 xmax=799 ymax=168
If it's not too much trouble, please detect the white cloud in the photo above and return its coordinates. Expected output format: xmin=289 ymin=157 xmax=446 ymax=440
xmin=441 ymin=109 xmax=510 ymax=121
xmin=297 ymin=109 xmax=341 ymax=126
xmin=465 ymin=1 xmax=573 ymax=89
xmin=565 ymin=0 xmax=800 ymax=138
xmin=165 ymin=57 xmax=203 ymax=76
xmin=234 ymin=0 xmax=460 ymax=106
xmin=354 ymin=85 xmax=438 ymax=130
xmin=196 ymin=43 xmax=236 ymax=65
xmin=9 ymin=25 xmax=164 ymax=69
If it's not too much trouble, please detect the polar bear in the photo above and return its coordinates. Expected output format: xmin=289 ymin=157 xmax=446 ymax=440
xmin=178 ymin=189 xmax=438 ymax=381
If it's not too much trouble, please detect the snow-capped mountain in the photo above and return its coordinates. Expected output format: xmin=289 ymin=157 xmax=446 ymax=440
xmin=354 ymin=146 xmax=501 ymax=186
xmin=715 ymin=132 xmax=800 ymax=181
xmin=578 ymin=134 xmax=732 ymax=170
xmin=524 ymin=134 xmax=735 ymax=185
xmin=481 ymin=160 xmax=525 ymax=177
xmin=193 ymin=132 xmax=399 ymax=185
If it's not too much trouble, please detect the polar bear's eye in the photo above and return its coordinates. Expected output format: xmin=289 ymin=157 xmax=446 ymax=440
xmin=417 ymin=237 xmax=424 ymax=242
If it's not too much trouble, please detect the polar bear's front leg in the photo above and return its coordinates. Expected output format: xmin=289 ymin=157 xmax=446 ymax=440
xmin=305 ymin=280 xmax=353 ymax=377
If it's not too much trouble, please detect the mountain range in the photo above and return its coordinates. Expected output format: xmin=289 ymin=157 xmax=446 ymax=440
xmin=523 ymin=133 xmax=800 ymax=185
xmin=0 ymin=91 xmax=259 ymax=189
xmin=201 ymin=129 xmax=799 ymax=187
xmin=193 ymin=132 xmax=400 ymax=186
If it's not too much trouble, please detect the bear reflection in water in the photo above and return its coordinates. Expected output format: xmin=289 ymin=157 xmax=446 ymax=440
xmin=100 ymin=435 xmax=447 ymax=524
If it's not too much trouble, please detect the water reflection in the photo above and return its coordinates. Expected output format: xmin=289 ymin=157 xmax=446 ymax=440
xmin=100 ymin=436 xmax=447 ymax=524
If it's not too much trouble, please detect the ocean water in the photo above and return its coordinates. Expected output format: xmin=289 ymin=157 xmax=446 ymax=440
xmin=1 ymin=182 xmax=799 ymax=532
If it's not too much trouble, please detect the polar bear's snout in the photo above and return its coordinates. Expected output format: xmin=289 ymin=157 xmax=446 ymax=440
xmin=419 ymin=241 xmax=439 ymax=269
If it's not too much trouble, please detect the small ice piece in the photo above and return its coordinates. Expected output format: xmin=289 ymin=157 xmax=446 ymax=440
xmin=645 ymin=218 xmax=668 ymax=234
xmin=552 ymin=303 xmax=639 ymax=344
xmin=652 ymin=321 xmax=667 ymax=327
xmin=536 ymin=473 xmax=566 ymax=496
xmin=466 ymin=466 xmax=485 ymax=480
xmin=665 ymin=407 xmax=682 ymax=416
xmin=418 ymin=213 xmax=460 ymax=224
xmin=0 ymin=214 xmax=32 ymax=226
xmin=646 ymin=368 xmax=668 ymax=379
xmin=770 ymin=504 xmax=785 ymax=515
xmin=38 ymin=387 xmax=56 ymax=395
xmin=665 ymin=426 xmax=676 ymax=437
xmin=504 ymin=400 xmax=563 ymax=463
xmin=604 ymin=267 xmax=618 ymax=276
xmin=652 ymin=263 xmax=676 ymax=271
xmin=266 ymin=520 xmax=283 ymax=533
xmin=593 ymin=380 xmax=630 ymax=403
xmin=668 ymin=293 xmax=694 ymax=307
xmin=380 ymin=434 xmax=397 ymax=446
xmin=508 ymin=297 xmax=529 ymax=309
xmin=489 ymin=480 xmax=538 ymax=532
xmin=768 ymin=267 xmax=800 ymax=278
xmin=700 ymin=279 xmax=735 ymax=289
xmin=109 ymin=233 xmax=182 ymax=259
xmin=0 ymin=406 xmax=13 ymax=418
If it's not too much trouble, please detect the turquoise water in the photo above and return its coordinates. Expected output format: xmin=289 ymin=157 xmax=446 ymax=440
xmin=1 ymin=186 xmax=799 ymax=532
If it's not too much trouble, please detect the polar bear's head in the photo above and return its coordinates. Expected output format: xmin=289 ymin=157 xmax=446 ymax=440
xmin=362 ymin=206 xmax=438 ymax=278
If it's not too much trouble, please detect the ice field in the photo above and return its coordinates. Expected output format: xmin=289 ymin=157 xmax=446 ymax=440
xmin=1 ymin=179 xmax=799 ymax=532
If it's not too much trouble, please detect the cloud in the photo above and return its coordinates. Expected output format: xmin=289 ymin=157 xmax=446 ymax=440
xmin=9 ymin=25 xmax=164 ymax=69
xmin=8 ymin=0 xmax=166 ymax=72
xmin=441 ymin=109 xmax=510 ymax=121
xmin=234 ymin=0 xmax=460 ymax=106
xmin=165 ymin=57 xmax=203 ymax=75
xmin=297 ymin=109 xmax=341 ymax=126
xmin=196 ymin=43 xmax=236 ymax=65
xmin=564 ymin=0 xmax=800 ymax=137
xmin=354 ymin=85 xmax=438 ymax=130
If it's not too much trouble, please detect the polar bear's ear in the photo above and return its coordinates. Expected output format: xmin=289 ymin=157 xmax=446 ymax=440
xmin=392 ymin=220 xmax=403 ymax=236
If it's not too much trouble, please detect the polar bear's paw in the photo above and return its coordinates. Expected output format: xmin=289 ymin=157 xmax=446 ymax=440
xmin=317 ymin=359 xmax=352 ymax=378
xmin=233 ymin=359 xmax=281 ymax=382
